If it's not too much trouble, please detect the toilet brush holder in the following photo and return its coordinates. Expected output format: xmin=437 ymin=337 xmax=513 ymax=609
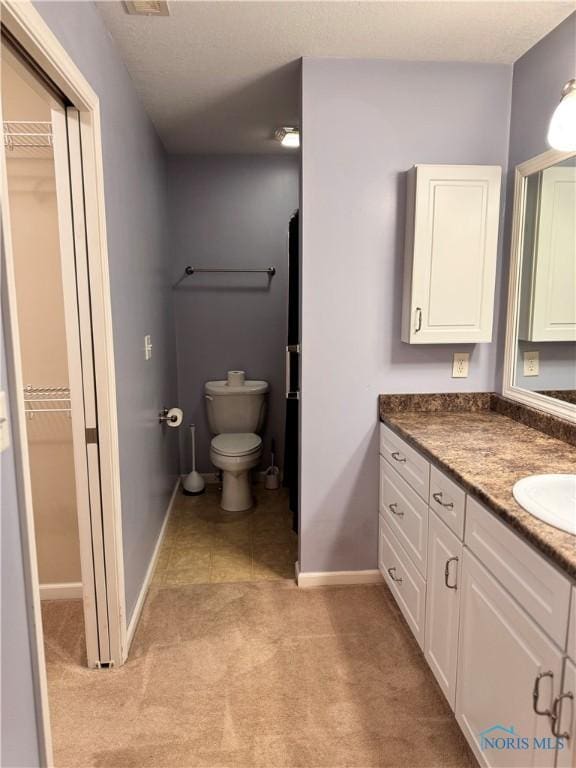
xmin=264 ymin=466 xmax=280 ymax=490
xmin=182 ymin=424 xmax=205 ymax=496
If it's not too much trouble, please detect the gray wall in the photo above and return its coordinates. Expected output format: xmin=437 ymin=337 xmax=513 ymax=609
xmin=1 ymin=303 xmax=41 ymax=768
xmin=35 ymin=1 xmax=179 ymax=619
xmin=168 ymin=155 xmax=299 ymax=473
xmin=498 ymin=12 xmax=576 ymax=394
xmin=300 ymin=59 xmax=512 ymax=573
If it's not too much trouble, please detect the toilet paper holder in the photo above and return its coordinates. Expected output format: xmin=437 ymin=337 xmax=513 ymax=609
xmin=158 ymin=408 xmax=179 ymax=424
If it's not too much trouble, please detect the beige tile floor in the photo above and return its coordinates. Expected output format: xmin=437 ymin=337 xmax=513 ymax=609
xmin=152 ymin=483 xmax=298 ymax=586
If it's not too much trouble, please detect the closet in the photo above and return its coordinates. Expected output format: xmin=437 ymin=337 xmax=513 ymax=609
xmin=2 ymin=47 xmax=82 ymax=599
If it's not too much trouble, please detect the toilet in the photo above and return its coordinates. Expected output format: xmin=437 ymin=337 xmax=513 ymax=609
xmin=205 ymin=372 xmax=269 ymax=512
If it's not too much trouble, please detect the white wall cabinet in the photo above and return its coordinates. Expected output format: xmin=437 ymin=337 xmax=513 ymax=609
xmin=401 ymin=164 xmax=502 ymax=344
xmin=424 ymin=510 xmax=462 ymax=709
xmin=518 ymin=166 xmax=576 ymax=342
xmin=456 ymin=550 xmax=564 ymax=767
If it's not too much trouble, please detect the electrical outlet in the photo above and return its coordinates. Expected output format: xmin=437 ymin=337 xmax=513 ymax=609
xmin=523 ymin=350 xmax=539 ymax=376
xmin=144 ymin=335 xmax=152 ymax=361
xmin=452 ymin=352 xmax=469 ymax=378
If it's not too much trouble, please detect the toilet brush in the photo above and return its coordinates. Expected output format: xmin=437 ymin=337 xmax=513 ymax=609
xmin=183 ymin=424 xmax=205 ymax=496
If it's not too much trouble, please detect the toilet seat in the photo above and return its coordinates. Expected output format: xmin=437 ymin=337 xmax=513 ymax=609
xmin=211 ymin=433 xmax=262 ymax=457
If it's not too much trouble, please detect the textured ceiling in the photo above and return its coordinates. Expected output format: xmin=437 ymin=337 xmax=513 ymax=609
xmin=97 ymin=1 xmax=576 ymax=154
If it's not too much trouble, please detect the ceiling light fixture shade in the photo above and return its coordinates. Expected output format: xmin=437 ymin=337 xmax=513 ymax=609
xmin=275 ymin=127 xmax=300 ymax=148
xmin=548 ymin=78 xmax=576 ymax=151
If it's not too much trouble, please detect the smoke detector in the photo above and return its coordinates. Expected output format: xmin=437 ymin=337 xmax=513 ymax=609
xmin=124 ymin=1 xmax=169 ymax=16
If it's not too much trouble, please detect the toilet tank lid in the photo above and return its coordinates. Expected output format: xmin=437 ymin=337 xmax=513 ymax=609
xmin=205 ymin=380 xmax=269 ymax=396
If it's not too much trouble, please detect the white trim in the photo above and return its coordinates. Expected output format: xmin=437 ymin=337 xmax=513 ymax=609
xmin=297 ymin=568 xmax=383 ymax=588
xmin=39 ymin=583 xmax=84 ymax=601
xmin=124 ymin=479 xmax=180 ymax=656
xmin=2 ymin=0 xmax=127 ymax=668
xmin=502 ymin=147 xmax=576 ymax=425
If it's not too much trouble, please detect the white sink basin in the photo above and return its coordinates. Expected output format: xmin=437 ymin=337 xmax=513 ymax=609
xmin=513 ymin=474 xmax=576 ymax=536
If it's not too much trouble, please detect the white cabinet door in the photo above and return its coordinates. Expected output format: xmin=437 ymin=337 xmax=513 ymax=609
xmin=424 ymin=510 xmax=462 ymax=710
xmin=519 ymin=166 xmax=576 ymax=342
xmin=456 ymin=550 xmax=563 ymax=768
xmin=401 ymin=164 xmax=501 ymax=344
xmin=555 ymin=658 xmax=575 ymax=768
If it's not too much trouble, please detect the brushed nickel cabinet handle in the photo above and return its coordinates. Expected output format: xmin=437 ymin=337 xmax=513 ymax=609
xmin=389 ymin=502 xmax=404 ymax=517
xmin=391 ymin=451 xmax=406 ymax=463
xmin=444 ymin=556 xmax=459 ymax=589
xmin=415 ymin=307 xmax=423 ymax=333
xmin=432 ymin=491 xmax=454 ymax=510
xmin=533 ymin=671 xmax=554 ymax=717
xmin=387 ymin=567 xmax=403 ymax=584
xmin=551 ymin=692 xmax=573 ymax=739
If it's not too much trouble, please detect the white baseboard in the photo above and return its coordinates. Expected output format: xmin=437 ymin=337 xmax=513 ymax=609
xmin=39 ymin=582 xmax=83 ymax=600
xmin=125 ymin=478 xmax=180 ymax=654
xmin=296 ymin=566 xmax=383 ymax=588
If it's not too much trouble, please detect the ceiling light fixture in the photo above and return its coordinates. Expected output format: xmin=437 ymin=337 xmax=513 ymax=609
xmin=548 ymin=78 xmax=576 ymax=151
xmin=275 ymin=127 xmax=300 ymax=148
xmin=124 ymin=1 xmax=169 ymax=16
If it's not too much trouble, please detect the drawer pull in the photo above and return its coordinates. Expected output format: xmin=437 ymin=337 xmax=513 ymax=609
xmin=389 ymin=502 xmax=404 ymax=517
xmin=432 ymin=491 xmax=454 ymax=510
xmin=533 ymin=671 xmax=554 ymax=717
xmin=391 ymin=451 xmax=406 ymax=463
xmin=415 ymin=307 xmax=422 ymax=333
xmin=551 ymin=691 xmax=573 ymax=739
xmin=444 ymin=556 xmax=459 ymax=589
xmin=387 ymin=567 xmax=403 ymax=584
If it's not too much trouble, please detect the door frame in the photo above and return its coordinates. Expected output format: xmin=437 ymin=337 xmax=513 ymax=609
xmin=1 ymin=0 xmax=127 ymax=758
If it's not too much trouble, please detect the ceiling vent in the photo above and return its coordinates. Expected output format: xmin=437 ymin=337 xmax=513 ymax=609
xmin=124 ymin=1 xmax=169 ymax=16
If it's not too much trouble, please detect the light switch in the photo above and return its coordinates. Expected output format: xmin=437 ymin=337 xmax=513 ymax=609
xmin=0 ymin=391 xmax=10 ymax=453
xmin=452 ymin=352 xmax=469 ymax=378
xmin=523 ymin=350 xmax=539 ymax=376
xmin=144 ymin=335 xmax=152 ymax=361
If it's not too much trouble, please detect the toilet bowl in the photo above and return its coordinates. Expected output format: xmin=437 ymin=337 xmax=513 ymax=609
xmin=209 ymin=433 xmax=263 ymax=512
xmin=204 ymin=374 xmax=268 ymax=511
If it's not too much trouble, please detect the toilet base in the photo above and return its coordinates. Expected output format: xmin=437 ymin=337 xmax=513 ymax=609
xmin=221 ymin=470 xmax=253 ymax=512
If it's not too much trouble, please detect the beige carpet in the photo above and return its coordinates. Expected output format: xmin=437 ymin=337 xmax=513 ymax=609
xmin=43 ymin=583 xmax=477 ymax=768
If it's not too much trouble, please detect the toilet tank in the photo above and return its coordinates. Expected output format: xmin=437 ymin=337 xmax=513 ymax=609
xmin=205 ymin=380 xmax=268 ymax=435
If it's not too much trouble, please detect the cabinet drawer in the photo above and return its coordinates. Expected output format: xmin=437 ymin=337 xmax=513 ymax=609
xmin=465 ymin=497 xmax=571 ymax=647
xmin=379 ymin=515 xmax=426 ymax=648
xmin=429 ymin=465 xmax=466 ymax=539
xmin=380 ymin=457 xmax=428 ymax=577
xmin=380 ymin=424 xmax=430 ymax=501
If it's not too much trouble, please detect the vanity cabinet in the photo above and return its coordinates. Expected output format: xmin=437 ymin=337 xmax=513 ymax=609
xmin=401 ymin=164 xmax=502 ymax=344
xmin=378 ymin=423 xmax=574 ymax=767
xmin=424 ymin=510 xmax=462 ymax=708
xmin=456 ymin=550 xmax=564 ymax=768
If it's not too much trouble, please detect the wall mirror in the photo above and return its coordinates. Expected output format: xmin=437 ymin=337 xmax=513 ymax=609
xmin=503 ymin=149 xmax=576 ymax=423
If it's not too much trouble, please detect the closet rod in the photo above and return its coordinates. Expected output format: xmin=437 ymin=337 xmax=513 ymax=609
xmin=173 ymin=266 xmax=275 ymax=288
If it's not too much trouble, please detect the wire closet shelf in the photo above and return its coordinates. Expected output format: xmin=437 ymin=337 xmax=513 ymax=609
xmin=3 ymin=121 xmax=53 ymax=154
xmin=23 ymin=385 xmax=71 ymax=417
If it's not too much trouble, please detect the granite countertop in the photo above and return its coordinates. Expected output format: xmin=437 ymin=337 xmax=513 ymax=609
xmin=379 ymin=396 xmax=576 ymax=581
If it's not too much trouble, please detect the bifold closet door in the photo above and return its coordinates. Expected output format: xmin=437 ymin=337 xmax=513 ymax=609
xmin=52 ymin=105 xmax=111 ymax=667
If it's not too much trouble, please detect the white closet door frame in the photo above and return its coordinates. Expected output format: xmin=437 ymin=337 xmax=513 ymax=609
xmin=52 ymin=105 xmax=111 ymax=665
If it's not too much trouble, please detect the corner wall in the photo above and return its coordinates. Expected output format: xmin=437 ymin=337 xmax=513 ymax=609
xmin=168 ymin=154 xmax=299 ymax=473
xmin=35 ymin=1 xmax=179 ymax=619
xmin=300 ymin=59 xmax=512 ymax=573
